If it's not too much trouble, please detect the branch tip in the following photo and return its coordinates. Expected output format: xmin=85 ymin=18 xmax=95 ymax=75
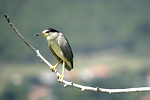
xmin=81 ymin=88 xmax=85 ymax=92
xmin=64 ymin=84 xmax=68 ymax=88
xmin=4 ymin=14 xmax=10 ymax=22
xmin=4 ymin=14 xmax=7 ymax=18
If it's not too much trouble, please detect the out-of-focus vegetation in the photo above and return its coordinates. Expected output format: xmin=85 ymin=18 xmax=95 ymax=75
xmin=1 ymin=0 xmax=150 ymax=100
xmin=1 ymin=0 xmax=150 ymax=63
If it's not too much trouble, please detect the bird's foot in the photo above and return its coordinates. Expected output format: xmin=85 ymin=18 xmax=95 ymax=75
xmin=57 ymin=75 xmax=63 ymax=83
xmin=51 ymin=66 xmax=56 ymax=72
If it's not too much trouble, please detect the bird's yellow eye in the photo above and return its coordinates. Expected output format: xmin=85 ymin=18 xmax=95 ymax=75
xmin=46 ymin=30 xmax=49 ymax=33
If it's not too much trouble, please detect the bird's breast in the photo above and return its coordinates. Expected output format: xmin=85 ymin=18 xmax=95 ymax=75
xmin=50 ymin=41 xmax=63 ymax=59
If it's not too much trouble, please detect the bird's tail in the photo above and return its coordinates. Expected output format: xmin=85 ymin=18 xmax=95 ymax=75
xmin=65 ymin=63 xmax=72 ymax=71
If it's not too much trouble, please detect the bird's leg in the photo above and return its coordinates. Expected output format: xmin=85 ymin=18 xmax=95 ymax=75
xmin=51 ymin=59 xmax=62 ymax=72
xmin=57 ymin=61 xmax=65 ymax=82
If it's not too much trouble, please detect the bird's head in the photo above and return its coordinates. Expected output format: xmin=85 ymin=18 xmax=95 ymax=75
xmin=34 ymin=28 xmax=59 ymax=38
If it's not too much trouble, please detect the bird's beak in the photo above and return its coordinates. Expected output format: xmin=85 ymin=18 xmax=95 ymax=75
xmin=34 ymin=33 xmax=43 ymax=36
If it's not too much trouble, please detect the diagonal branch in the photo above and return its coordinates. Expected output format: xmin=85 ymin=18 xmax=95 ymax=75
xmin=4 ymin=14 xmax=60 ymax=79
xmin=4 ymin=14 xmax=37 ymax=53
xmin=4 ymin=14 xmax=150 ymax=93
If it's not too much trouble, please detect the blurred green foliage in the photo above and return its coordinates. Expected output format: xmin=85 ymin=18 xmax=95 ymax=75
xmin=0 ymin=68 xmax=147 ymax=100
xmin=1 ymin=0 xmax=150 ymax=63
xmin=0 ymin=84 xmax=28 ymax=100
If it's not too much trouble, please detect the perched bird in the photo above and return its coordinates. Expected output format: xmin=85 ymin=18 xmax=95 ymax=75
xmin=34 ymin=28 xmax=73 ymax=82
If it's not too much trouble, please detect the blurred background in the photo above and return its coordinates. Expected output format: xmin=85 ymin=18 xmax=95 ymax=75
xmin=1 ymin=0 xmax=150 ymax=100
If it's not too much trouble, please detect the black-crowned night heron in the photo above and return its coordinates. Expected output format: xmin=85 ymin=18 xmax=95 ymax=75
xmin=35 ymin=28 xmax=73 ymax=82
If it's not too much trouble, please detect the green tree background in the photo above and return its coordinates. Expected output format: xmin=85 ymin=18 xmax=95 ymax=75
xmin=0 ymin=0 xmax=150 ymax=100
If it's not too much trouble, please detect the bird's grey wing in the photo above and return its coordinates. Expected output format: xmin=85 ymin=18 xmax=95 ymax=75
xmin=58 ymin=34 xmax=73 ymax=70
xmin=49 ymin=44 xmax=63 ymax=64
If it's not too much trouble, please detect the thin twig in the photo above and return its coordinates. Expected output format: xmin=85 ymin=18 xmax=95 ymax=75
xmin=4 ymin=14 xmax=150 ymax=93
xmin=4 ymin=14 xmax=37 ymax=53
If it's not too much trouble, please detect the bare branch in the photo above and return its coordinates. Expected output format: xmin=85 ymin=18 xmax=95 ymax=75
xmin=4 ymin=14 xmax=150 ymax=93
xmin=4 ymin=14 xmax=37 ymax=53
